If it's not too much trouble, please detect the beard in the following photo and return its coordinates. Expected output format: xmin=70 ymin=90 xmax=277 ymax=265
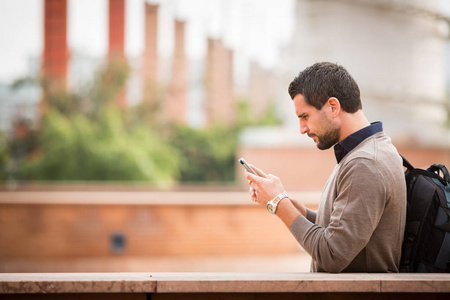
xmin=308 ymin=117 xmax=341 ymax=150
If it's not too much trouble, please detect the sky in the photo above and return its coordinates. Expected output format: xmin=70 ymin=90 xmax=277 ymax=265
xmin=0 ymin=0 xmax=295 ymax=84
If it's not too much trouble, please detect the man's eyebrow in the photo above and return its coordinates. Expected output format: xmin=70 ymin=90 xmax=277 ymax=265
xmin=298 ymin=113 xmax=307 ymax=118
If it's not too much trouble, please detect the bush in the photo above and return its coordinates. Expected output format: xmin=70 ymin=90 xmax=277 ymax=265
xmin=166 ymin=99 xmax=280 ymax=183
xmin=0 ymin=131 xmax=9 ymax=181
xmin=21 ymin=107 xmax=182 ymax=186
xmin=8 ymin=60 xmax=280 ymax=185
xmin=167 ymin=123 xmax=238 ymax=182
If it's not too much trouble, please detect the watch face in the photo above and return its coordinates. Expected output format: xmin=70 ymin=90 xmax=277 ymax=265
xmin=267 ymin=203 xmax=274 ymax=214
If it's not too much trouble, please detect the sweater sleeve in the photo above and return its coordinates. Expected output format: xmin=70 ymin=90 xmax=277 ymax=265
xmin=306 ymin=208 xmax=316 ymax=223
xmin=289 ymin=157 xmax=387 ymax=273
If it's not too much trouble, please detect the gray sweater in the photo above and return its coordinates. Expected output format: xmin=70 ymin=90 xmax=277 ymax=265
xmin=290 ymin=131 xmax=406 ymax=272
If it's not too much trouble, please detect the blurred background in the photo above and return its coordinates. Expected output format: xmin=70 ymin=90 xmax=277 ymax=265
xmin=0 ymin=0 xmax=449 ymax=273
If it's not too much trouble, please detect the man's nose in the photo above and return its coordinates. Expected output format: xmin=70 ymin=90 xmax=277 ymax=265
xmin=299 ymin=120 xmax=308 ymax=135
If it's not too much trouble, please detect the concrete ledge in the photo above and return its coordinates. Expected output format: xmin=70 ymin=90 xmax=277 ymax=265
xmin=0 ymin=191 xmax=321 ymax=206
xmin=152 ymin=273 xmax=380 ymax=293
xmin=0 ymin=273 xmax=156 ymax=294
xmin=0 ymin=273 xmax=449 ymax=294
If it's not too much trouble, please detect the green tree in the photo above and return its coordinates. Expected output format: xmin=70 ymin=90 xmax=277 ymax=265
xmin=21 ymin=108 xmax=181 ymax=185
xmin=18 ymin=60 xmax=182 ymax=186
xmin=0 ymin=131 xmax=10 ymax=181
xmin=9 ymin=59 xmax=282 ymax=185
xmin=167 ymin=123 xmax=238 ymax=182
xmin=166 ymin=98 xmax=281 ymax=183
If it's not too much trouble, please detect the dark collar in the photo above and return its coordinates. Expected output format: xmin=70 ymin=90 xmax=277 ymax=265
xmin=333 ymin=122 xmax=383 ymax=164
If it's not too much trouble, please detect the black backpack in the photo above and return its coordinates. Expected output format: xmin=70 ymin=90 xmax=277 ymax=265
xmin=400 ymin=155 xmax=450 ymax=272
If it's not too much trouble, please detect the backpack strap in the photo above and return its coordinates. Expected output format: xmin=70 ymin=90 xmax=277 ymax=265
xmin=427 ymin=164 xmax=450 ymax=185
xmin=401 ymin=154 xmax=449 ymax=186
xmin=401 ymin=154 xmax=414 ymax=171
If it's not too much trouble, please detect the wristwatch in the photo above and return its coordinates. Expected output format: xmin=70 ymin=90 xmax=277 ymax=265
xmin=266 ymin=192 xmax=289 ymax=215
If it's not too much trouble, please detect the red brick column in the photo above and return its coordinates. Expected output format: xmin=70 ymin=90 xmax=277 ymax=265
xmin=166 ymin=19 xmax=187 ymax=124
xmin=43 ymin=0 xmax=68 ymax=89
xmin=142 ymin=3 xmax=160 ymax=119
xmin=248 ymin=61 xmax=276 ymax=117
xmin=108 ymin=0 xmax=126 ymax=108
xmin=108 ymin=0 xmax=125 ymax=59
xmin=205 ymin=38 xmax=235 ymax=125
xmin=143 ymin=3 xmax=158 ymax=87
xmin=40 ymin=0 xmax=68 ymax=118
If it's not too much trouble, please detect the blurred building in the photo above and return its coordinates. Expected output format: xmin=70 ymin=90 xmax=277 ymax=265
xmin=281 ymin=0 xmax=449 ymax=147
xmin=238 ymin=0 xmax=450 ymax=190
xmin=1 ymin=0 xmax=448 ymax=165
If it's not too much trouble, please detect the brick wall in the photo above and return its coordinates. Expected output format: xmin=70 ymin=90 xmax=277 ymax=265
xmin=0 ymin=193 xmax=317 ymax=260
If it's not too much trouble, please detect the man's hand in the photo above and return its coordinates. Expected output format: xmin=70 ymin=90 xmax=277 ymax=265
xmin=244 ymin=163 xmax=304 ymax=227
xmin=244 ymin=164 xmax=286 ymax=207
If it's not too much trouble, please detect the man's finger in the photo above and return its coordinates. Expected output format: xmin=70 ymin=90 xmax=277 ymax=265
xmin=249 ymin=164 xmax=268 ymax=178
xmin=245 ymin=172 xmax=260 ymax=182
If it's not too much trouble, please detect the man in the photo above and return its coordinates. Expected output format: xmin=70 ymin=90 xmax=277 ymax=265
xmin=245 ymin=62 xmax=406 ymax=273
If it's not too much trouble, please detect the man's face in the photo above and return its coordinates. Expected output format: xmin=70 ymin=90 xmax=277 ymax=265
xmin=293 ymin=94 xmax=341 ymax=150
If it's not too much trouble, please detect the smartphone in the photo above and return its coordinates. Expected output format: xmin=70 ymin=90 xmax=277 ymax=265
xmin=239 ymin=157 xmax=258 ymax=176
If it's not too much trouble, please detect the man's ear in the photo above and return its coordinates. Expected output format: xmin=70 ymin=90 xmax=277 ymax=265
xmin=327 ymin=97 xmax=341 ymax=118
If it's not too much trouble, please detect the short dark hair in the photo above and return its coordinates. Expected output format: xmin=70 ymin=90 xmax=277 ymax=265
xmin=288 ymin=62 xmax=362 ymax=113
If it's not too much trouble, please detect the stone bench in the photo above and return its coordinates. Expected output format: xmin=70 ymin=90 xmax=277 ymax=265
xmin=0 ymin=272 xmax=449 ymax=299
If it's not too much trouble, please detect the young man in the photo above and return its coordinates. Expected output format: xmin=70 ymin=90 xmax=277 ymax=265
xmin=245 ymin=62 xmax=406 ymax=273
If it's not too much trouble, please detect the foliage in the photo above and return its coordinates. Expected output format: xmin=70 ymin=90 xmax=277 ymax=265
xmin=0 ymin=120 xmax=38 ymax=183
xmin=4 ymin=59 xmax=281 ymax=185
xmin=166 ymin=98 xmax=280 ymax=182
xmin=21 ymin=107 xmax=181 ymax=185
xmin=43 ymin=58 xmax=130 ymax=120
xmin=14 ymin=60 xmax=182 ymax=186
xmin=236 ymin=98 xmax=280 ymax=128
xmin=167 ymin=123 xmax=238 ymax=182
xmin=0 ymin=131 xmax=10 ymax=181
